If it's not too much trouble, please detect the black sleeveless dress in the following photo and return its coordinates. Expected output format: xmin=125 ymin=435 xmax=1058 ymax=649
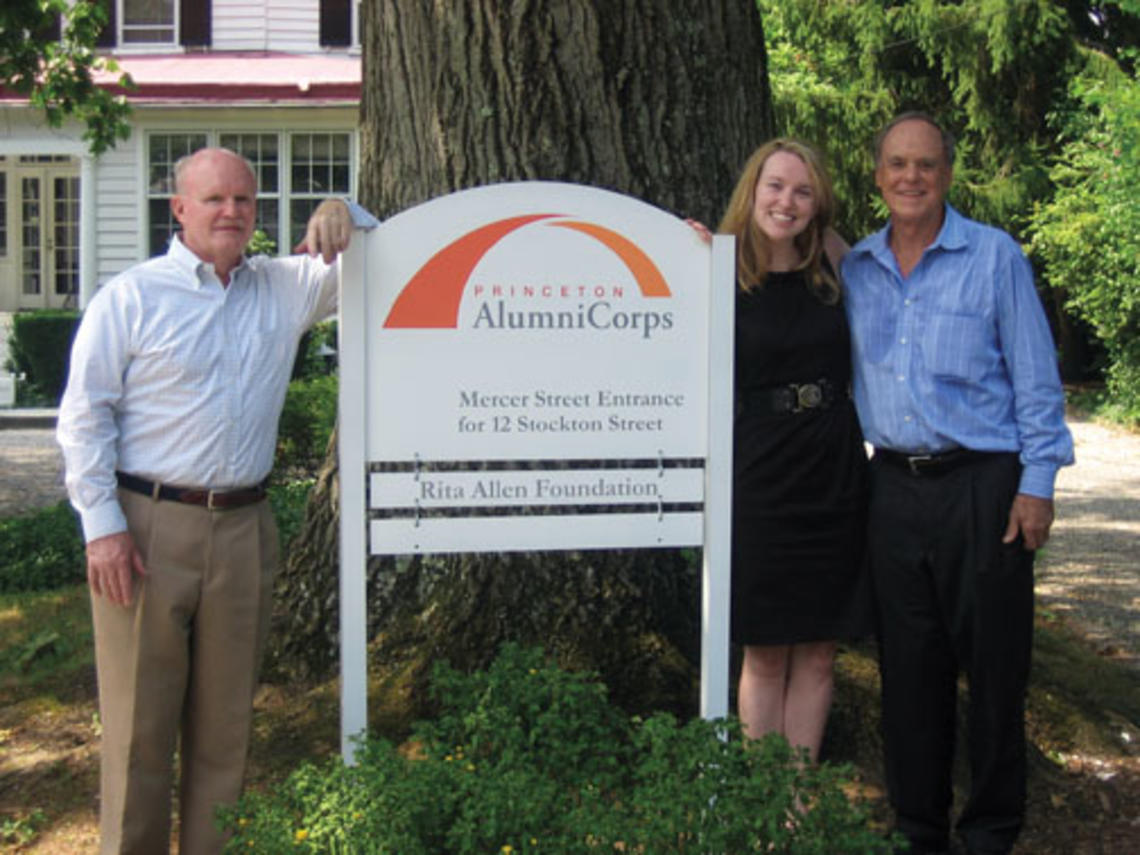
xmin=731 ymin=268 xmax=871 ymax=645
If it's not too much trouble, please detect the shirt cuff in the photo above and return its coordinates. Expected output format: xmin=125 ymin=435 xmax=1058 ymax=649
xmin=1017 ymin=463 xmax=1057 ymax=500
xmin=79 ymin=500 xmax=129 ymax=544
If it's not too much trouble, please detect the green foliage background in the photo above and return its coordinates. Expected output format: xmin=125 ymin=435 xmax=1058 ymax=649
xmin=1029 ymin=43 xmax=1140 ymax=416
xmin=277 ymin=320 xmax=339 ymax=474
xmin=0 ymin=0 xmax=132 ymax=154
xmin=0 ymin=501 xmax=84 ymax=593
xmin=758 ymin=0 xmax=1140 ymax=419
xmin=0 ymin=482 xmax=313 ymax=597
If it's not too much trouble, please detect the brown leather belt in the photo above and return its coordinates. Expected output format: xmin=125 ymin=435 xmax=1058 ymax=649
xmin=874 ymin=448 xmax=994 ymax=477
xmin=116 ymin=471 xmax=268 ymax=510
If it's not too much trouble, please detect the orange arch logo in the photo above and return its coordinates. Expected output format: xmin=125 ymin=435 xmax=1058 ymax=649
xmin=383 ymin=215 xmax=671 ymax=328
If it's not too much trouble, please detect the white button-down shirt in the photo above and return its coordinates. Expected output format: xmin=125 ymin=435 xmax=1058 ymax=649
xmin=57 ymin=236 xmax=338 ymax=542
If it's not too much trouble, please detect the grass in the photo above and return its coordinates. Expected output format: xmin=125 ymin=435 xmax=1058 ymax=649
xmin=2 ymin=458 xmax=1139 ymax=853
xmin=0 ymin=583 xmax=339 ymax=854
xmin=0 ymin=585 xmax=93 ymax=696
xmin=0 ymin=584 xmax=100 ymax=854
xmin=3 ymin=384 xmax=1135 ymax=849
xmin=1 ymin=580 xmax=1138 ymax=853
xmin=1029 ymin=609 xmax=1140 ymax=757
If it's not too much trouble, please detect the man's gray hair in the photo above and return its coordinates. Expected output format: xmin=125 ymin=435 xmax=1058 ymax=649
xmin=172 ymin=148 xmax=258 ymax=194
xmin=872 ymin=112 xmax=956 ymax=167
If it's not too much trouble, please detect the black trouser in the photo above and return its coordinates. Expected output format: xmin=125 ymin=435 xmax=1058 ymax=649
xmin=869 ymin=452 xmax=1033 ymax=855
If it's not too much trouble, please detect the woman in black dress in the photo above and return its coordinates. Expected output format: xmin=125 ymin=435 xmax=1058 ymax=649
xmin=709 ymin=139 xmax=870 ymax=760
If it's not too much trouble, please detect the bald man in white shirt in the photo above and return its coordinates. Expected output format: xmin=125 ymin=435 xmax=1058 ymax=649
xmin=57 ymin=148 xmax=354 ymax=855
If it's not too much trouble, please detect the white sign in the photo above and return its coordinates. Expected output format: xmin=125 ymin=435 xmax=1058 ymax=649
xmin=338 ymin=182 xmax=735 ymax=759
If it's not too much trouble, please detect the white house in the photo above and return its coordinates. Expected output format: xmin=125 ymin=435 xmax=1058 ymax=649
xmin=0 ymin=0 xmax=362 ymax=312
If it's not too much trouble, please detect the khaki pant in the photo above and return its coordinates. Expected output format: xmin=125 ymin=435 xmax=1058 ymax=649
xmin=92 ymin=488 xmax=278 ymax=855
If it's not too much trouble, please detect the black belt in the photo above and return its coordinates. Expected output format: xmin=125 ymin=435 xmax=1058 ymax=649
xmin=116 ymin=471 xmax=268 ymax=510
xmin=874 ymin=447 xmax=994 ymax=477
xmin=737 ymin=378 xmax=841 ymax=416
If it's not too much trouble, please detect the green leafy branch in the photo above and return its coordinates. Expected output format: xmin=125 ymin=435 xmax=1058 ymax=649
xmin=1 ymin=0 xmax=134 ymax=154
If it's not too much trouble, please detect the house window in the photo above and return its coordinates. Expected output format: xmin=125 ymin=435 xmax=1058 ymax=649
xmin=219 ymin=134 xmax=281 ymax=252
xmin=120 ymin=0 xmax=177 ymax=45
xmin=19 ymin=156 xmax=73 ymax=163
xmin=320 ymin=0 xmax=354 ymax=48
xmin=146 ymin=131 xmax=354 ymax=257
xmin=147 ymin=133 xmax=206 ymax=256
xmin=54 ymin=176 xmax=81 ymax=297
xmin=22 ymin=178 xmax=42 ymax=296
xmin=289 ymin=133 xmax=351 ymax=248
xmin=99 ymin=0 xmax=207 ymax=48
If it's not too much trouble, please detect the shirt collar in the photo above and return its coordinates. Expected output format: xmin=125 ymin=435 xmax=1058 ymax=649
xmin=851 ymin=203 xmax=968 ymax=267
xmin=925 ymin=204 xmax=969 ymax=253
xmin=167 ymin=234 xmax=249 ymax=287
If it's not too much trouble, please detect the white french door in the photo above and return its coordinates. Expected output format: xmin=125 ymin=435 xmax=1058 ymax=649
xmin=5 ymin=158 xmax=81 ymax=310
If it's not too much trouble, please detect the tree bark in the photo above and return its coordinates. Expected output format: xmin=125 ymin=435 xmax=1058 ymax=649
xmin=360 ymin=0 xmax=772 ymax=223
xmin=268 ymin=0 xmax=773 ymax=722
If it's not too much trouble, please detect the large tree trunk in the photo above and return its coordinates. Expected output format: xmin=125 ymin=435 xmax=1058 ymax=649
xmin=268 ymin=0 xmax=773 ymax=723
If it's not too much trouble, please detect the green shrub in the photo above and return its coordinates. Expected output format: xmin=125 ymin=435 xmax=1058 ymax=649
xmin=276 ymin=374 xmax=337 ymax=474
xmin=268 ymin=479 xmax=315 ymax=552
xmin=292 ymin=320 xmax=339 ymax=381
xmin=0 ymin=485 xmax=311 ymax=595
xmin=247 ymin=229 xmax=277 ymax=257
xmin=1029 ymin=50 xmax=1140 ymax=422
xmin=0 ymin=501 xmax=85 ymax=593
xmin=6 ymin=310 xmax=82 ymax=404
xmin=221 ymin=644 xmax=895 ymax=854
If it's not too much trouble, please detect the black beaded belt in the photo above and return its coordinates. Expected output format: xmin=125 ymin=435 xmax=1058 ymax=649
xmin=737 ymin=378 xmax=840 ymax=416
xmin=874 ymin=447 xmax=993 ymax=477
xmin=116 ymin=471 xmax=268 ymax=510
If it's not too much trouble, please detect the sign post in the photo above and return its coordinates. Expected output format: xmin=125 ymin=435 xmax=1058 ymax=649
xmin=338 ymin=182 xmax=734 ymax=759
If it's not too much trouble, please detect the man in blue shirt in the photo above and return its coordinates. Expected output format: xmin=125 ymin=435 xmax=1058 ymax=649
xmin=841 ymin=113 xmax=1074 ymax=855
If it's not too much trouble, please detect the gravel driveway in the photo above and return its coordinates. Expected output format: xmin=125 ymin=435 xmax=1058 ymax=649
xmin=0 ymin=425 xmax=68 ymax=517
xmin=1036 ymin=413 xmax=1140 ymax=670
xmin=2 ymin=415 xmax=1138 ymax=667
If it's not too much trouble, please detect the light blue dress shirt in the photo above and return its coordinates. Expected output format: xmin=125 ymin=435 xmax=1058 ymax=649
xmin=840 ymin=204 xmax=1074 ymax=499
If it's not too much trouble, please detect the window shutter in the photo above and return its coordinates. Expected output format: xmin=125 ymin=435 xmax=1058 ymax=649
xmin=319 ymin=0 xmax=352 ymax=47
xmin=94 ymin=0 xmax=116 ymax=48
xmin=181 ymin=1 xmax=211 ymax=47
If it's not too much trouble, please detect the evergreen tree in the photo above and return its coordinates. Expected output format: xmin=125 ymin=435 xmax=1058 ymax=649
xmin=759 ymin=0 xmax=1139 ymax=385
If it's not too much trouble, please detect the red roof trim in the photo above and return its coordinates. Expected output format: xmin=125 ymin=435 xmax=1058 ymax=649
xmin=99 ymin=82 xmax=362 ymax=103
xmin=0 ymin=52 xmax=361 ymax=106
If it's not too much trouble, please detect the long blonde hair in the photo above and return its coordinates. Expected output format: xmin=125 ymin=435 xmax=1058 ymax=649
xmin=717 ymin=138 xmax=839 ymax=303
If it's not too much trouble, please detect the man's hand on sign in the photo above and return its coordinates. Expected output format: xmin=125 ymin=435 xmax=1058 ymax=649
xmin=685 ymin=218 xmax=714 ymax=245
xmin=295 ymin=199 xmax=353 ymax=262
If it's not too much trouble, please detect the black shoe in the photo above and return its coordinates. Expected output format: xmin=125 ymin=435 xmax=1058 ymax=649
xmin=958 ymin=837 xmax=1011 ymax=855
xmin=889 ymin=827 xmax=950 ymax=855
